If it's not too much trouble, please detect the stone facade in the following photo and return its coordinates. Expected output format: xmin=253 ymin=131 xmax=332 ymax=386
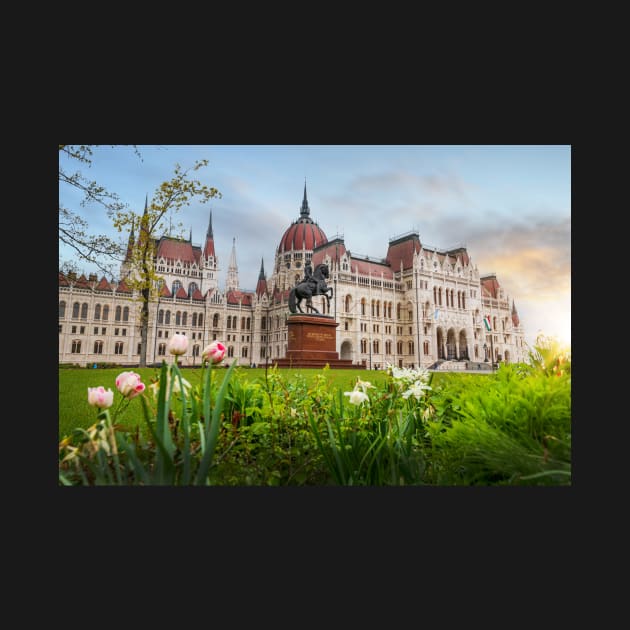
xmin=58 ymin=187 xmax=527 ymax=368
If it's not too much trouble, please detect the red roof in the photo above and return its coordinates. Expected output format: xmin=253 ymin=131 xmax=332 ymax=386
xmin=481 ymin=275 xmax=500 ymax=298
xmin=159 ymin=284 xmax=172 ymax=298
xmin=386 ymin=235 xmax=421 ymax=271
xmin=175 ymin=286 xmax=188 ymax=299
xmin=226 ymin=290 xmax=253 ymax=306
xmin=116 ymin=280 xmax=132 ymax=294
xmin=256 ymin=277 xmax=268 ymax=297
xmin=278 ymin=219 xmax=327 ymax=253
xmin=74 ymin=274 xmax=91 ymax=289
xmin=203 ymin=236 xmax=215 ymax=258
xmin=351 ymin=258 xmax=394 ymax=279
xmin=311 ymin=240 xmax=347 ymax=267
xmin=191 ymin=288 xmax=204 ymax=300
xmin=95 ymin=277 xmax=114 ymax=292
xmin=59 ymin=272 xmax=70 ymax=286
xmin=156 ymin=237 xmax=201 ymax=266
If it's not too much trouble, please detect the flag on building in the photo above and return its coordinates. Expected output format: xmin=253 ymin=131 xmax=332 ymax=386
xmin=434 ymin=308 xmax=439 ymax=320
xmin=483 ymin=315 xmax=492 ymax=331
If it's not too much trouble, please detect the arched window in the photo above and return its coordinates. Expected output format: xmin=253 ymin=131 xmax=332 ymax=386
xmin=188 ymin=282 xmax=199 ymax=297
xmin=192 ymin=313 xmax=198 ymax=327
xmin=241 ymin=317 xmax=246 ymax=330
xmin=360 ymin=339 xmax=367 ymax=353
xmin=158 ymin=309 xmax=164 ymax=324
xmin=158 ymin=343 xmax=167 ymax=356
xmin=94 ymin=304 xmax=101 ymax=320
xmin=373 ymin=340 xmax=379 ymax=354
xmin=261 ymin=316 xmax=266 ymax=330
xmin=371 ymin=300 xmax=375 ymax=317
xmin=408 ymin=341 xmax=414 ymax=355
xmin=81 ymin=303 xmax=88 ymax=319
xmin=227 ymin=346 xmax=234 ymax=358
xmin=397 ymin=341 xmax=403 ymax=354
xmin=71 ymin=340 xmax=81 ymax=353
xmin=102 ymin=305 xmax=109 ymax=321
xmin=182 ymin=312 xmax=187 ymax=326
xmin=423 ymin=341 xmax=430 ymax=355
xmin=115 ymin=306 xmax=122 ymax=321
xmin=72 ymin=302 xmax=80 ymax=318
xmin=345 ymin=295 xmax=352 ymax=313
xmin=93 ymin=341 xmax=103 ymax=354
xmin=176 ymin=311 xmax=181 ymax=326
xmin=59 ymin=301 xmax=66 ymax=318
xmin=246 ymin=317 xmax=251 ymax=330
xmin=227 ymin=317 xmax=231 ymax=329
xmin=123 ymin=306 xmax=129 ymax=322
xmin=198 ymin=313 xmax=203 ymax=327
xmin=165 ymin=311 xmax=171 ymax=325
xmin=387 ymin=302 xmax=392 ymax=319
xmin=361 ymin=298 xmax=366 ymax=316
xmin=397 ymin=303 xmax=402 ymax=320
xmin=172 ymin=280 xmax=182 ymax=295
xmin=213 ymin=313 xmax=219 ymax=328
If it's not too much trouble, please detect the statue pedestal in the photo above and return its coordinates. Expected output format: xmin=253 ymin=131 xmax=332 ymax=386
xmin=272 ymin=314 xmax=360 ymax=369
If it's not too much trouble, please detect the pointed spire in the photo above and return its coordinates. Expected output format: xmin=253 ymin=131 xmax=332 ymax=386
xmin=206 ymin=210 xmax=213 ymax=238
xmin=300 ymin=178 xmax=310 ymax=218
xmin=256 ymin=257 xmax=268 ymax=297
xmin=140 ymin=193 xmax=150 ymax=238
xmin=125 ymin=217 xmax=135 ymax=259
xmin=189 ymin=226 xmax=192 ymax=242
xmin=226 ymin=237 xmax=239 ymax=291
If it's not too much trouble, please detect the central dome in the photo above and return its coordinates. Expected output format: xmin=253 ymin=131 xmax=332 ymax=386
xmin=277 ymin=182 xmax=328 ymax=253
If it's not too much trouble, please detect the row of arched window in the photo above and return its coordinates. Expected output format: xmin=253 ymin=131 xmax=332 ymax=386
xmin=59 ymin=301 xmax=130 ymax=322
xmin=157 ymin=310 xmax=205 ymax=326
xmin=433 ymin=287 xmax=467 ymax=309
xmin=359 ymin=339 xmax=417 ymax=355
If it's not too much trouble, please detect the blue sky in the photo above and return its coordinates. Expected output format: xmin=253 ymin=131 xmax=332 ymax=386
xmin=58 ymin=145 xmax=571 ymax=349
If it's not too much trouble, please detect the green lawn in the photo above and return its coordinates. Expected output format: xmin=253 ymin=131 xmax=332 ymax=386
xmin=59 ymin=365 xmax=396 ymax=440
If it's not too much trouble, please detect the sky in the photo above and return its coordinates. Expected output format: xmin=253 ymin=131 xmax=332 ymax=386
xmin=58 ymin=145 xmax=571 ymax=350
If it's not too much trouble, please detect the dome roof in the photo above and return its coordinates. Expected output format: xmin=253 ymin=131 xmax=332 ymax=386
xmin=277 ymin=181 xmax=327 ymax=253
xmin=278 ymin=219 xmax=328 ymax=253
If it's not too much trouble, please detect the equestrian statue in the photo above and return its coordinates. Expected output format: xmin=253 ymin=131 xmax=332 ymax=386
xmin=288 ymin=262 xmax=333 ymax=314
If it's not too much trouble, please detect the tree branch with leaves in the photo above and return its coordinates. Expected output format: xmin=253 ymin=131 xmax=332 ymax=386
xmin=112 ymin=159 xmax=221 ymax=367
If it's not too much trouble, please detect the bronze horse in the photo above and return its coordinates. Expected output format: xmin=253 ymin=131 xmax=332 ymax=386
xmin=288 ymin=263 xmax=333 ymax=314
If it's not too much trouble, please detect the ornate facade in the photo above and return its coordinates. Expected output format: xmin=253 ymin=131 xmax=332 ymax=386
xmin=58 ymin=184 xmax=527 ymax=368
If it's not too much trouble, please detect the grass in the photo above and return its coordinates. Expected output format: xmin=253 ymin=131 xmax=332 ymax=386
xmin=59 ymin=365 xmax=397 ymax=439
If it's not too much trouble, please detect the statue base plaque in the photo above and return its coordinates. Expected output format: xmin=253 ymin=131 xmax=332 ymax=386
xmin=271 ymin=314 xmax=361 ymax=369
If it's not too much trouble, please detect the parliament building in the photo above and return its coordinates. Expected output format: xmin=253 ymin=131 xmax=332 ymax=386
xmin=58 ymin=184 xmax=527 ymax=369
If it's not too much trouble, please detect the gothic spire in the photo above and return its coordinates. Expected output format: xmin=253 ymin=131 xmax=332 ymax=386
xmin=207 ymin=210 xmax=213 ymax=238
xmin=140 ymin=193 xmax=150 ymax=238
xmin=300 ymin=178 xmax=310 ymax=219
xmin=226 ymin=237 xmax=239 ymax=292
xmin=125 ymin=217 xmax=135 ymax=259
xmin=256 ymin=257 xmax=268 ymax=297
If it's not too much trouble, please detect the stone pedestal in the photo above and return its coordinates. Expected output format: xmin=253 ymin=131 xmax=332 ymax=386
xmin=272 ymin=314 xmax=361 ymax=369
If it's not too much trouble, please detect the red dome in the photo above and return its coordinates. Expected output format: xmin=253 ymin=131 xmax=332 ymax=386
xmin=278 ymin=182 xmax=328 ymax=253
xmin=278 ymin=218 xmax=328 ymax=253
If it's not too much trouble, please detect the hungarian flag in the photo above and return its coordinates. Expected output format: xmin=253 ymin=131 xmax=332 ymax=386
xmin=483 ymin=315 xmax=492 ymax=331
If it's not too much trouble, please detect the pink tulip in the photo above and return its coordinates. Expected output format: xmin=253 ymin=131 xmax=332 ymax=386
xmin=87 ymin=386 xmax=114 ymax=409
xmin=115 ymin=371 xmax=146 ymax=399
xmin=167 ymin=333 xmax=189 ymax=356
xmin=202 ymin=341 xmax=226 ymax=364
